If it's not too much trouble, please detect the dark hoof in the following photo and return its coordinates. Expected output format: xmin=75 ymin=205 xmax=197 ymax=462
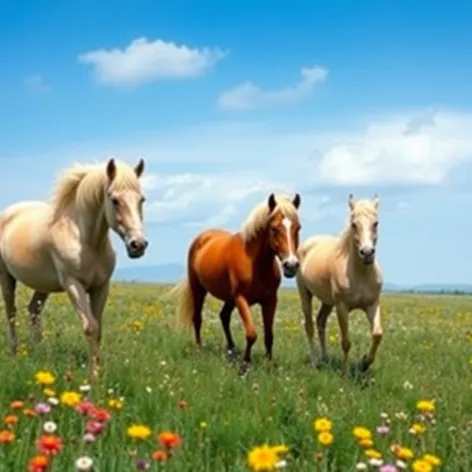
xmin=226 ymin=348 xmax=239 ymax=363
xmin=358 ymin=355 xmax=371 ymax=372
xmin=239 ymin=361 xmax=250 ymax=377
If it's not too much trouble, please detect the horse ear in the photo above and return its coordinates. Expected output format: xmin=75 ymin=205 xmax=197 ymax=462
xmin=372 ymin=193 xmax=380 ymax=209
xmin=135 ymin=158 xmax=145 ymax=178
xmin=268 ymin=193 xmax=277 ymax=212
xmin=292 ymin=193 xmax=301 ymax=209
xmin=106 ymin=159 xmax=116 ymax=182
xmin=348 ymin=193 xmax=356 ymax=211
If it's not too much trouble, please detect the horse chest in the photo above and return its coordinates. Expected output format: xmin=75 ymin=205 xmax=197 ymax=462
xmin=342 ymin=282 xmax=377 ymax=309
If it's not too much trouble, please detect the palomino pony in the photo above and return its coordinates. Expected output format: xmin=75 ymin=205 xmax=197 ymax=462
xmin=296 ymin=194 xmax=383 ymax=377
xmin=0 ymin=158 xmax=148 ymax=379
xmin=171 ymin=193 xmax=302 ymax=372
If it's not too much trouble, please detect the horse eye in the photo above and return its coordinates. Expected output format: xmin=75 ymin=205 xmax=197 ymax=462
xmin=351 ymin=222 xmax=357 ymax=230
xmin=140 ymin=196 xmax=146 ymax=204
xmin=373 ymin=221 xmax=379 ymax=229
xmin=111 ymin=197 xmax=119 ymax=206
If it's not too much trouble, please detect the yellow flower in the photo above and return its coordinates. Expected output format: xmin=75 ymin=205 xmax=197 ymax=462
xmin=410 ymin=423 xmax=426 ymax=435
xmin=60 ymin=391 xmax=82 ymax=407
xmin=199 ymin=421 xmax=208 ymax=429
xmin=423 ymin=454 xmax=441 ymax=466
xmin=395 ymin=446 xmax=414 ymax=460
xmin=317 ymin=431 xmax=334 ymax=446
xmin=127 ymin=424 xmax=152 ymax=440
xmin=416 ymin=400 xmax=435 ymax=414
xmin=364 ymin=449 xmax=382 ymax=460
xmin=108 ymin=398 xmax=124 ymax=410
xmin=359 ymin=438 xmax=373 ymax=448
xmin=35 ymin=371 xmax=56 ymax=386
xmin=352 ymin=426 xmax=372 ymax=440
xmin=247 ymin=445 xmax=279 ymax=471
xmin=43 ymin=388 xmax=56 ymax=398
xmin=412 ymin=459 xmax=433 ymax=472
xmin=272 ymin=445 xmax=288 ymax=455
xmin=313 ymin=417 xmax=332 ymax=432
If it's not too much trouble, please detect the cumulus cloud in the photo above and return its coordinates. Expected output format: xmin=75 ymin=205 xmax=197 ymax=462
xmin=218 ymin=65 xmax=328 ymax=111
xmin=24 ymin=74 xmax=51 ymax=92
xmin=78 ymin=37 xmax=227 ymax=86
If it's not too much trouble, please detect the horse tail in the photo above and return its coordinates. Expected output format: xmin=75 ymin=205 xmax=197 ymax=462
xmin=169 ymin=277 xmax=194 ymax=329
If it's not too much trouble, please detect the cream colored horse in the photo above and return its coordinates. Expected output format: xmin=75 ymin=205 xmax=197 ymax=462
xmin=0 ymin=158 xmax=148 ymax=379
xmin=296 ymin=194 xmax=383 ymax=376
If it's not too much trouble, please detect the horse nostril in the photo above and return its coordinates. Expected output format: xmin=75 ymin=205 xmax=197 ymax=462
xmin=129 ymin=239 xmax=139 ymax=250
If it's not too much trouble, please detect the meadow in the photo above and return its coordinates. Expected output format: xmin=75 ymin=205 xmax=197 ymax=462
xmin=0 ymin=283 xmax=470 ymax=471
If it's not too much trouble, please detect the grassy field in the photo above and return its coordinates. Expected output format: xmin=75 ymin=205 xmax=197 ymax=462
xmin=0 ymin=283 xmax=470 ymax=471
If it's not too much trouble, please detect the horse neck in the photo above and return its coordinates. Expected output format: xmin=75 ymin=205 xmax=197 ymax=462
xmin=74 ymin=195 xmax=110 ymax=251
xmin=244 ymin=228 xmax=275 ymax=266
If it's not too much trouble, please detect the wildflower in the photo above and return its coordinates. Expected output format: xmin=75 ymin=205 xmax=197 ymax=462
xmin=136 ymin=458 xmax=150 ymax=470
xmin=24 ymin=408 xmax=37 ymax=418
xmin=4 ymin=415 xmax=18 ymax=426
xmin=396 ymin=460 xmax=407 ymax=469
xmin=158 ymin=431 xmax=182 ymax=449
xmin=43 ymin=421 xmax=57 ymax=434
xmin=127 ymin=424 xmax=152 ymax=440
xmin=369 ymin=458 xmax=384 ymax=467
xmin=83 ymin=433 xmax=96 ymax=444
xmin=365 ymin=449 xmax=382 ymax=460
xmin=152 ymin=450 xmax=168 ymax=462
xmin=409 ymin=423 xmax=426 ymax=435
xmin=35 ymin=403 xmax=52 ymax=415
xmin=79 ymin=384 xmax=91 ymax=393
xmin=178 ymin=400 xmax=188 ymax=409
xmin=108 ymin=398 xmax=123 ymax=410
xmin=91 ymin=408 xmax=111 ymax=423
xmin=28 ymin=454 xmax=49 ymax=472
xmin=199 ymin=421 xmax=208 ymax=429
xmin=380 ymin=466 xmax=398 ymax=472
xmin=412 ymin=459 xmax=433 ymax=472
xmin=60 ymin=391 xmax=82 ymax=407
xmin=422 ymin=454 xmax=441 ymax=466
xmin=10 ymin=400 xmax=25 ymax=410
xmin=86 ymin=421 xmax=105 ymax=436
xmin=47 ymin=397 xmax=59 ymax=406
xmin=317 ymin=431 xmax=334 ymax=446
xmin=416 ymin=400 xmax=435 ymax=414
xmin=0 ymin=430 xmax=15 ymax=443
xmin=43 ymin=388 xmax=56 ymax=397
xmin=393 ymin=446 xmax=414 ymax=461
xmin=36 ymin=434 xmax=63 ymax=455
xmin=376 ymin=425 xmax=390 ymax=436
xmin=247 ymin=444 xmax=279 ymax=471
xmin=76 ymin=401 xmax=95 ymax=416
xmin=313 ymin=417 xmax=333 ymax=432
xmin=352 ymin=426 xmax=372 ymax=441
xmin=75 ymin=456 xmax=94 ymax=471
xmin=356 ymin=463 xmax=368 ymax=471
xmin=35 ymin=371 xmax=56 ymax=386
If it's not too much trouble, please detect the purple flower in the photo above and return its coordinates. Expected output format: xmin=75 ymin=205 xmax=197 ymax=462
xmin=379 ymin=465 xmax=398 ymax=472
xmin=136 ymin=458 xmax=150 ymax=470
xmin=376 ymin=425 xmax=390 ymax=436
xmin=34 ymin=402 xmax=51 ymax=415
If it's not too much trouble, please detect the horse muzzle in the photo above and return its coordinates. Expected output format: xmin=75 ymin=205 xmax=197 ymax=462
xmin=281 ymin=258 xmax=300 ymax=278
xmin=125 ymin=236 xmax=148 ymax=259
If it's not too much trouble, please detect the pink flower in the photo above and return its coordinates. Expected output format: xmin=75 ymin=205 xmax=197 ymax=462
xmin=379 ymin=466 xmax=398 ymax=472
xmin=76 ymin=401 xmax=95 ymax=416
xmin=376 ymin=425 xmax=390 ymax=436
xmin=34 ymin=403 xmax=51 ymax=415
xmin=85 ymin=421 xmax=105 ymax=436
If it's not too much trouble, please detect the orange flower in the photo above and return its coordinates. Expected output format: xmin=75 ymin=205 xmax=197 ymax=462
xmin=152 ymin=450 xmax=168 ymax=462
xmin=178 ymin=400 xmax=188 ymax=409
xmin=36 ymin=434 xmax=63 ymax=455
xmin=4 ymin=415 xmax=18 ymax=426
xmin=10 ymin=400 xmax=25 ymax=410
xmin=158 ymin=431 xmax=182 ymax=449
xmin=0 ymin=430 xmax=15 ymax=444
xmin=28 ymin=454 xmax=49 ymax=472
xmin=24 ymin=408 xmax=37 ymax=418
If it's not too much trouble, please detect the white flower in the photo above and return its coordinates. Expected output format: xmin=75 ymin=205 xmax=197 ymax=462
xmin=43 ymin=421 xmax=57 ymax=433
xmin=356 ymin=463 xmax=368 ymax=471
xmin=75 ymin=456 xmax=94 ymax=471
xmin=276 ymin=459 xmax=287 ymax=469
xmin=48 ymin=397 xmax=59 ymax=406
xmin=396 ymin=460 xmax=408 ymax=469
xmin=368 ymin=458 xmax=383 ymax=467
xmin=79 ymin=384 xmax=91 ymax=393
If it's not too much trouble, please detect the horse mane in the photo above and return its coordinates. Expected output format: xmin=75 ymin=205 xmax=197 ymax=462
xmin=49 ymin=160 xmax=140 ymax=221
xmin=240 ymin=194 xmax=299 ymax=243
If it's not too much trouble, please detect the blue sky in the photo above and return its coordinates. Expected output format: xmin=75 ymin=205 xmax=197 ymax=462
xmin=1 ymin=0 xmax=472 ymax=285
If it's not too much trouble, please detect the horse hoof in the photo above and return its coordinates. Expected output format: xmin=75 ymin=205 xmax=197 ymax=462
xmin=358 ymin=355 xmax=371 ymax=372
xmin=239 ymin=362 xmax=250 ymax=377
xmin=226 ymin=348 xmax=238 ymax=362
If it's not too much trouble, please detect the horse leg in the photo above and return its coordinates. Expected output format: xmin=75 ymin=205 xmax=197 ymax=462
xmin=296 ymin=277 xmax=316 ymax=367
xmin=219 ymin=301 xmax=236 ymax=358
xmin=0 ymin=268 xmax=17 ymax=355
xmin=63 ymin=277 xmax=100 ymax=380
xmin=261 ymin=294 xmax=277 ymax=362
xmin=335 ymin=303 xmax=351 ymax=377
xmin=359 ymin=301 xmax=383 ymax=372
xmin=234 ymin=294 xmax=257 ymax=372
xmin=189 ymin=279 xmax=207 ymax=348
xmin=89 ymin=282 xmax=110 ymax=369
xmin=316 ymin=303 xmax=333 ymax=363
xmin=28 ymin=291 xmax=49 ymax=344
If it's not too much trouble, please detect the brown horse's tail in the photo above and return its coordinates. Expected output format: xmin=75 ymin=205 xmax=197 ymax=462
xmin=168 ymin=278 xmax=194 ymax=329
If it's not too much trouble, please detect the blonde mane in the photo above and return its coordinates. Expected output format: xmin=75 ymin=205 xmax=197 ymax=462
xmin=338 ymin=199 xmax=379 ymax=254
xmin=49 ymin=160 xmax=141 ymax=221
xmin=241 ymin=194 xmax=300 ymax=243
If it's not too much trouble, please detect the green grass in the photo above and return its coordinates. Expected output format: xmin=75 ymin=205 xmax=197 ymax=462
xmin=0 ymin=283 xmax=471 ymax=471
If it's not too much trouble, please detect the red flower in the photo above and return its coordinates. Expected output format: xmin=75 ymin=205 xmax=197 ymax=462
xmin=158 ymin=431 xmax=182 ymax=449
xmin=28 ymin=454 xmax=49 ymax=472
xmin=91 ymin=408 xmax=111 ymax=423
xmin=75 ymin=401 xmax=95 ymax=416
xmin=152 ymin=450 xmax=168 ymax=462
xmin=178 ymin=400 xmax=188 ymax=409
xmin=36 ymin=435 xmax=63 ymax=455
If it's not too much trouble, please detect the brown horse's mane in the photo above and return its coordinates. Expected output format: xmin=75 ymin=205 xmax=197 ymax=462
xmin=240 ymin=194 xmax=300 ymax=243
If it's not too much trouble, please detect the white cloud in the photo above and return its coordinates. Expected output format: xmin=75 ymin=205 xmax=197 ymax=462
xmin=24 ymin=74 xmax=51 ymax=92
xmin=78 ymin=37 xmax=227 ymax=86
xmin=316 ymin=110 xmax=472 ymax=185
xmin=218 ymin=65 xmax=328 ymax=111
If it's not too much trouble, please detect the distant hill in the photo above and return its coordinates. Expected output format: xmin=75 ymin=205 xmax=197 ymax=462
xmin=113 ymin=264 xmax=472 ymax=294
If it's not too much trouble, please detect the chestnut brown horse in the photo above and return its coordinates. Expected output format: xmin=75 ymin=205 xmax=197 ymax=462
xmin=170 ymin=193 xmax=302 ymax=371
